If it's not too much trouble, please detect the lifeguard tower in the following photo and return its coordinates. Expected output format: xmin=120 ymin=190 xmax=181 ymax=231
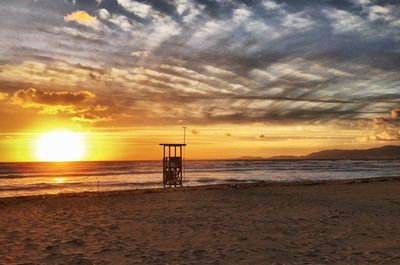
xmin=159 ymin=144 xmax=186 ymax=187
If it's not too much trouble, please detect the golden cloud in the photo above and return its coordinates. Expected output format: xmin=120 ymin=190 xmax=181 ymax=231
xmin=191 ymin=129 xmax=200 ymax=135
xmin=12 ymin=88 xmax=95 ymax=109
xmin=357 ymin=115 xmax=400 ymax=142
xmin=71 ymin=113 xmax=112 ymax=123
xmin=0 ymin=92 xmax=8 ymax=100
xmin=11 ymin=88 xmax=110 ymax=123
xmin=64 ymin=10 xmax=99 ymax=29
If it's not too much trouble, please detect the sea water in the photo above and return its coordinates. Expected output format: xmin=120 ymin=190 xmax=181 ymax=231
xmin=0 ymin=160 xmax=399 ymax=198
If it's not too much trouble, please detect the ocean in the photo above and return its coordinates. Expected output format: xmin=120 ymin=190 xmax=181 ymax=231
xmin=0 ymin=160 xmax=399 ymax=198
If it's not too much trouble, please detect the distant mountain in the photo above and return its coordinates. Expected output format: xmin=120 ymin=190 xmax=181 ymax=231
xmin=304 ymin=145 xmax=400 ymax=160
xmin=267 ymin=155 xmax=299 ymax=160
xmin=239 ymin=156 xmax=265 ymax=160
xmin=267 ymin=145 xmax=400 ymax=160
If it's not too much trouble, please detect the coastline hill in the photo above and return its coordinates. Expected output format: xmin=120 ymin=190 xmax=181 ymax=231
xmin=267 ymin=145 xmax=400 ymax=160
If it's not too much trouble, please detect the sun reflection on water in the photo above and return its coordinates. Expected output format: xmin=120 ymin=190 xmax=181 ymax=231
xmin=53 ymin=177 xmax=66 ymax=184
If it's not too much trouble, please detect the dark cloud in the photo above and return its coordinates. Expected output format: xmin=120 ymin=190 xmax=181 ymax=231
xmin=12 ymin=88 xmax=95 ymax=106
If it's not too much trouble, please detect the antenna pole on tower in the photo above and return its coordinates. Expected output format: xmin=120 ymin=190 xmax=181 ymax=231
xmin=182 ymin=127 xmax=187 ymax=182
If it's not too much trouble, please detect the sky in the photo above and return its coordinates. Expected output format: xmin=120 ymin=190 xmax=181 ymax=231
xmin=0 ymin=0 xmax=399 ymax=161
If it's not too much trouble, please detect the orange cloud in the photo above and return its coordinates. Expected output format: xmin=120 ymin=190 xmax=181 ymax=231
xmin=71 ymin=113 xmax=112 ymax=123
xmin=191 ymin=129 xmax=200 ymax=135
xmin=0 ymin=92 xmax=7 ymax=100
xmin=11 ymin=88 xmax=109 ymax=123
xmin=391 ymin=108 xmax=400 ymax=119
xmin=12 ymin=88 xmax=94 ymax=110
xmin=357 ymin=115 xmax=400 ymax=142
xmin=64 ymin=10 xmax=99 ymax=29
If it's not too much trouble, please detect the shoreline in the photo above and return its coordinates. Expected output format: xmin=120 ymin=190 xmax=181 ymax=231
xmin=1 ymin=175 xmax=399 ymax=202
xmin=1 ymin=157 xmax=400 ymax=164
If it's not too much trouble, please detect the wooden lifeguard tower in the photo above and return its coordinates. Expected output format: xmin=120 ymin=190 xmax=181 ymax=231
xmin=159 ymin=144 xmax=186 ymax=187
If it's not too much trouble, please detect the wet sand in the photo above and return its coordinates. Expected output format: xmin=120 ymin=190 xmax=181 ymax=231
xmin=0 ymin=177 xmax=399 ymax=264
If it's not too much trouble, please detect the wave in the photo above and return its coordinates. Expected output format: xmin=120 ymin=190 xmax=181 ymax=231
xmin=0 ymin=170 xmax=161 ymax=179
xmin=0 ymin=180 xmax=163 ymax=192
xmin=192 ymin=178 xmax=271 ymax=184
xmin=1 ymin=159 xmax=399 ymax=198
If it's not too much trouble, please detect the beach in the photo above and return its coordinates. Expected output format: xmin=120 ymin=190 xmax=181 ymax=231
xmin=1 ymin=178 xmax=399 ymax=264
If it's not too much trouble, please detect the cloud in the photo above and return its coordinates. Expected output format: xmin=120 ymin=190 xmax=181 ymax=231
xmin=106 ymin=2 xmax=182 ymax=50
xmin=259 ymin=134 xmax=267 ymax=139
xmin=282 ymin=12 xmax=314 ymax=31
xmin=262 ymin=0 xmax=284 ymax=11
xmin=191 ymin=129 xmax=200 ymax=135
xmin=141 ymin=14 xmax=181 ymax=50
xmin=1 ymin=0 xmax=400 ymax=129
xmin=117 ymin=0 xmax=152 ymax=18
xmin=0 ymin=92 xmax=7 ymax=101
xmin=187 ymin=6 xmax=260 ymax=50
xmin=71 ymin=113 xmax=112 ymax=123
xmin=130 ymin=50 xmax=151 ymax=57
xmin=12 ymin=88 xmax=95 ymax=107
xmin=10 ymin=88 xmax=109 ymax=123
xmin=357 ymin=114 xmax=400 ymax=142
xmin=64 ymin=10 xmax=100 ymax=29
xmin=1 ymin=56 xmax=398 ymax=127
xmin=391 ymin=109 xmax=400 ymax=119
xmin=324 ymin=8 xmax=368 ymax=34
xmin=351 ymin=0 xmax=400 ymax=28
xmin=351 ymin=0 xmax=371 ymax=6
xmin=367 ymin=5 xmax=390 ymax=21
xmin=225 ymin=133 xmax=232 ymax=137
xmin=175 ymin=0 xmax=203 ymax=24
xmin=98 ymin=8 xmax=134 ymax=32
xmin=325 ymin=2 xmax=400 ymax=38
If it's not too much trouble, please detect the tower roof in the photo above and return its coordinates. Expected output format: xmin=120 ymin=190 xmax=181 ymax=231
xmin=159 ymin=143 xmax=186 ymax=146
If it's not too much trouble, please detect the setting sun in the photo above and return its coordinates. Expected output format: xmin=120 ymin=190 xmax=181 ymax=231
xmin=35 ymin=131 xmax=85 ymax=162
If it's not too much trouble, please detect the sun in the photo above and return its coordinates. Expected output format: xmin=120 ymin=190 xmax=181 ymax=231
xmin=35 ymin=131 xmax=86 ymax=162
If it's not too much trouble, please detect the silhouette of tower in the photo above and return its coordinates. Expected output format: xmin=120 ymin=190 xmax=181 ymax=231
xmin=159 ymin=143 xmax=186 ymax=187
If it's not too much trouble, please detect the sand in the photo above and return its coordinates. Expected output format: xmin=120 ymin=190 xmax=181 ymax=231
xmin=0 ymin=177 xmax=399 ymax=264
